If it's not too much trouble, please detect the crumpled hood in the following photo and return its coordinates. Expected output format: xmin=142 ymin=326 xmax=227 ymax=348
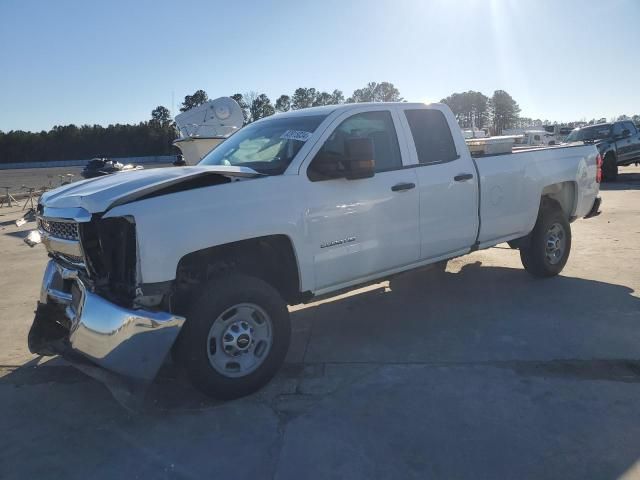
xmin=40 ymin=165 xmax=261 ymax=213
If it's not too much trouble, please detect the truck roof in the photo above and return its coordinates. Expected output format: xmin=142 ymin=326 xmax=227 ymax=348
xmin=573 ymin=122 xmax=612 ymax=130
xmin=270 ymin=102 xmax=435 ymax=120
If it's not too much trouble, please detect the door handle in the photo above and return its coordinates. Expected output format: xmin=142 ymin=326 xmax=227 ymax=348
xmin=391 ymin=182 xmax=416 ymax=192
xmin=454 ymin=173 xmax=474 ymax=182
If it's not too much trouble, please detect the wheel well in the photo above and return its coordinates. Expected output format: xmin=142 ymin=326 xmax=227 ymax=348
xmin=508 ymin=193 xmax=567 ymax=250
xmin=174 ymin=235 xmax=302 ymax=310
xmin=508 ymin=186 xmax=573 ymax=250
xmin=541 ymin=182 xmax=575 ymax=219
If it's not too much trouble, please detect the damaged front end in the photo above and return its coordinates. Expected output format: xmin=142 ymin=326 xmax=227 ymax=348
xmin=30 ymin=206 xmax=185 ymax=393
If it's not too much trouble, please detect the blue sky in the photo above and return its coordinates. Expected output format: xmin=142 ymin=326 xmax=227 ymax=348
xmin=1 ymin=0 xmax=638 ymax=132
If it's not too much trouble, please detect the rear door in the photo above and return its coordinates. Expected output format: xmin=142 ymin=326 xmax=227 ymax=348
xmin=397 ymin=106 xmax=479 ymax=259
xmin=623 ymin=122 xmax=640 ymax=163
xmin=611 ymin=122 xmax=628 ymax=163
xmin=303 ymin=108 xmax=421 ymax=291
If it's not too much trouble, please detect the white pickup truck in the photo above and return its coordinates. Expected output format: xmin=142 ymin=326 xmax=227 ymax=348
xmin=30 ymin=102 xmax=602 ymax=399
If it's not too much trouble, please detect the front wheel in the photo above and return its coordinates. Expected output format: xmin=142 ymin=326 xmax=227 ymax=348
xmin=520 ymin=203 xmax=572 ymax=277
xmin=175 ymin=273 xmax=291 ymax=400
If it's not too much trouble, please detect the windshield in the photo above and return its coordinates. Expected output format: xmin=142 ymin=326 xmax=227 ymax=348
xmin=565 ymin=125 xmax=611 ymax=143
xmin=199 ymin=114 xmax=328 ymax=174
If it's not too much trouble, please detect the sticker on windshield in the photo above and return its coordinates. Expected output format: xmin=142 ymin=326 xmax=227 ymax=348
xmin=280 ymin=130 xmax=313 ymax=142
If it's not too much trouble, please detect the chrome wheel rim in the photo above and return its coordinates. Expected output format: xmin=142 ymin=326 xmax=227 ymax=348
xmin=544 ymin=223 xmax=566 ymax=265
xmin=206 ymin=303 xmax=273 ymax=378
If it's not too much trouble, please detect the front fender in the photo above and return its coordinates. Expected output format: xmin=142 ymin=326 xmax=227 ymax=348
xmin=104 ymin=175 xmax=312 ymax=290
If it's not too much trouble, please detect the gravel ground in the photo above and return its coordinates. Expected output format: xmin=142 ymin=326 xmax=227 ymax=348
xmin=0 ymin=163 xmax=174 ymax=196
xmin=0 ymin=166 xmax=639 ymax=479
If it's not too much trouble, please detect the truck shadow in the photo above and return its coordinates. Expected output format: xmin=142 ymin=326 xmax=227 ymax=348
xmin=2 ymin=262 xmax=639 ymax=414
xmin=2 ymin=230 xmax=31 ymax=239
xmin=600 ymin=170 xmax=640 ymax=190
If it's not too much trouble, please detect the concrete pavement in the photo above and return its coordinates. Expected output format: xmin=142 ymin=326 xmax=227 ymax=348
xmin=0 ymin=167 xmax=639 ymax=479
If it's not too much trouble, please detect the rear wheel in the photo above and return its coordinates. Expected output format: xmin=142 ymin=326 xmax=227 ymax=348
xmin=175 ymin=273 xmax=291 ymax=399
xmin=602 ymin=154 xmax=618 ymax=182
xmin=519 ymin=202 xmax=571 ymax=277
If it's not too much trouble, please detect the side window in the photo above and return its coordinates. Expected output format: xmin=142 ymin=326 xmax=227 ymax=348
xmin=404 ymin=109 xmax=458 ymax=164
xmin=309 ymin=110 xmax=402 ymax=180
xmin=611 ymin=123 xmax=624 ymax=138
xmin=624 ymin=122 xmax=637 ymax=135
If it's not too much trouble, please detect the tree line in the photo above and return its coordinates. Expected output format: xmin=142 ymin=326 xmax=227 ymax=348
xmin=180 ymin=81 xmax=403 ymax=125
xmin=2 ymin=82 xmax=639 ymax=164
xmin=0 ymin=122 xmax=176 ymax=165
xmin=0 ymin=81 xmax=402 ymax=164
xmin=441 ymin=90 xmax=640 ymax=133
xmin=440 ymin=89 xmax=522 ymax=134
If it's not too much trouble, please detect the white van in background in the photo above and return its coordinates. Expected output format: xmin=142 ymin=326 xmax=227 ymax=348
xmin=504 ymin=129 xmax=557 ymax=147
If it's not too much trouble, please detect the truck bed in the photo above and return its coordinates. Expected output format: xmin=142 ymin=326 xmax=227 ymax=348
xmin=471 ymin=143 xmax=586 ymax=157
xmin=472 ymin=143 xmax=599 ymax=246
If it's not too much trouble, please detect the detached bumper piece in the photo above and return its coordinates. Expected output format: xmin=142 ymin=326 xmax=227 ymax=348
xmin=31 ymin=260 xmax=185 ymax=383
xmin=584 ymin=196 xmax=602 ymax=219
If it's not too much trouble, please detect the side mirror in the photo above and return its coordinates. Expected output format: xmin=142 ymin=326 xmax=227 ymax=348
xmin=622 ymin=129 xmax=631 ymax=138
xmin=308 ymin=137 xmax=376 ymax=181
xmin=308 ymin=150 xmax=345 ymax=181
xmin=344 ymin=137 xmax=375 ymax=180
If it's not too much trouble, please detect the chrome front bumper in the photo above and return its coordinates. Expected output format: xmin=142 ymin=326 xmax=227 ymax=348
xmin=37 ymin=260 xmax=185 ymax=382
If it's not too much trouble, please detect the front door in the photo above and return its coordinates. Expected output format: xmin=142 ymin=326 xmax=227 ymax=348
xmin=303 ymin=109 xmax=420 ymax=291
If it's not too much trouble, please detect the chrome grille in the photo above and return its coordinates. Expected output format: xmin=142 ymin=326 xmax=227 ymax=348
xmin=57 ymin=253 xmax=85 ymax=266
xmin=38 ymin=218 xmax=79 ymax=241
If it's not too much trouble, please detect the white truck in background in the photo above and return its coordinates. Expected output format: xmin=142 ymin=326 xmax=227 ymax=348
xmin=467 ymin=129 xmax=558 ymax=157
xmin=514 ymin=130 xmax=558 ymax=147
xmin=30 ymin=102 xmax=602 ymax=400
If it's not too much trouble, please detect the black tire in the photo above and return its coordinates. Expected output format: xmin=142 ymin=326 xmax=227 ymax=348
xmin=519 ymin=202 xmax=571 ymax=277
xmin=174 ymin=273 xmax=291 ymax=400
xmin=602 ymin=154 xmax=618 ymax=182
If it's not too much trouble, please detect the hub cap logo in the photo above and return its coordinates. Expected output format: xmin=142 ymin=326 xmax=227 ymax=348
xmin=237 ymin=334 xmax=250 ymax=349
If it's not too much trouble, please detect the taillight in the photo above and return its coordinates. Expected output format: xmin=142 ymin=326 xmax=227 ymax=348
xmin=596 ymin=153 xmax=603 ymax=183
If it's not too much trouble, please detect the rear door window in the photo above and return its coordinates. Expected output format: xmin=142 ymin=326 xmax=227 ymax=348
xmin=612 ymin=123 xmax=624 ymax=138
xmin=624 ymin=122 xmax=637 ymax=135
xmin=403 ymin=109 xmax=458 ymax=164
